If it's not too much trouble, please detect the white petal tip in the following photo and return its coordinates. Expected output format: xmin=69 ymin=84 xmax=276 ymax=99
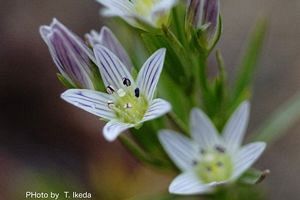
xmin=158 ymin=48 xmax=166 ymax=56
xmin=256 ymin=142 xmax=267 ymax=152
xmin=103 ymin=121 xmax=133 ymax=142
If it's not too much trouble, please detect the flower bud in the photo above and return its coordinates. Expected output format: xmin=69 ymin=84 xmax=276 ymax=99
xmin=85 ymin=27 xmax=132 ymax=69
xmin=97 ymin=0 xmax=178 ymax=30
xmin=187 ymin=0 xmax=220 ymax=49
xmin=40 ymin=19 xmax=96 ymax=89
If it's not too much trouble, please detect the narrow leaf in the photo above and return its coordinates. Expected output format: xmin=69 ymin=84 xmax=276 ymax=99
xmin=233 ymin=19 xmax=268 ymax=103
xmin=253 ymin=92 xmax=300 ymax=143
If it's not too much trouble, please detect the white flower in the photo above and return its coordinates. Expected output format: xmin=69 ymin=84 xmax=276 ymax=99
xmin=61 ymin=46 xmax=171 ymax=141
xmin=159 ymin=101 xmax=266 ymax=195
xmin=96 ymin=0 xmax=178 ymax=29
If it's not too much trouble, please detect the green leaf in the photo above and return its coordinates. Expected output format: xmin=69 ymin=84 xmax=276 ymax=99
xmin=239 ymin=169 xmax=270 ymax=185
xmin=252 ymin=92 xmax=300 ymax=143
xmin=118 ymin=134 xmax=172 ymax=170
xmin=232 ymin=19 xmax=268 ymax=104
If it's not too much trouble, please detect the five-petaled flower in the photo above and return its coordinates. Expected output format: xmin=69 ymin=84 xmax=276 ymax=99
xmin=61 ymin=46 xmax=171 ymax=141
xmin=96 ymin=0 xmax=178 ymax=29
xmin=159 ymin=101 xmax=266 ymax=195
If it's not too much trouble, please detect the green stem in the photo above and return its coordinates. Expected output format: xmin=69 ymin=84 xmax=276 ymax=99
xmin=162 ymin=25 xmax=183 ymax=50
xmin=119 ymin=134 xmax=172 ymax=170
xmin=167 ymin=112 xmax=189 ymax=135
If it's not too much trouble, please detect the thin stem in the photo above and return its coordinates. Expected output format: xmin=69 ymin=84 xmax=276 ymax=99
xmin=167 ymin=112 xmax=189 ymax=135
xmin=119 ymin=134 xmax=173 ymax=170
xmin=162 ymin=25 xmax=184 ymax=49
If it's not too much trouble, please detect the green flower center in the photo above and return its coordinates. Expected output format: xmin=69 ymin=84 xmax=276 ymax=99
xmin=109 ymin=87 xmax=148 ymax=124
xmin=194 ymin=146 xmax=233 ymax=183
xmin=132 ymin=0 xmax=169 ymax=27
xmin=133 ymin=0 xmax=156 ymax=16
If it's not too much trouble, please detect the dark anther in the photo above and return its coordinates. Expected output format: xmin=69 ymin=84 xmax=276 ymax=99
xmin=206 ymin=166 xmax=212 ymax=172
xmin=106 ymin=85 xmax=115 ymax=94
xmin=216 ymin=161 xmax=223 ymax=167
xmin=200 ymin=149 xmax=206 ymax=155
xmin=107 ymin=101 xmax=114 ymax=109
xmin=215 ymin=145 xmax=226 ymax=153
xmin=192 ymin=160 xmax=198 ymax=166
xmin=134 ymin=88 xmax=140 ymax=98
xmin=122 ymin=77 xmax=131 ymax=87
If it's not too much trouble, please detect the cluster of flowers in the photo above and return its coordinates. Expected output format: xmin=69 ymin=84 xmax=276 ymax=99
xmin=40 ymin=0 xmax=266 ymax=195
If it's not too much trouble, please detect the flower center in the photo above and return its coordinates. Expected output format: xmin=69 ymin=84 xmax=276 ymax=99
xmin=133 ymin=0 xmax=156 ymax=16
xmin=194 ymin=145 xmax=233 ymax=183
xmin=106 ymin=79 xmax=148 ymax=124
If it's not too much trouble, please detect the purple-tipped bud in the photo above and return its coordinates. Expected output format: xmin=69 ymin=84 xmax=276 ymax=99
xmin=187 ymin=0 xmax=220 ymax=42
xmin=40 ymin=19 xmax=96 ymax=89
xmin=85 ymin=27 xmax=132 ymax=70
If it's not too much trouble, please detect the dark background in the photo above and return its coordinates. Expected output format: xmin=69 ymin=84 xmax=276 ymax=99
xmin=0 ymin=0 xmax=299 ymax=199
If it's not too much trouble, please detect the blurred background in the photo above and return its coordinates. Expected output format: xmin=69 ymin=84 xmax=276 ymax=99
xmin=0 ymin=0 xmax=299 ymax=199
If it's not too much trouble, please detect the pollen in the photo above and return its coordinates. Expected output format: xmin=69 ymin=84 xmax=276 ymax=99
xmin=194 ymin=147 xmax=233 ymax=183
xmin=107 ymin=81 xmax=148 ymax=124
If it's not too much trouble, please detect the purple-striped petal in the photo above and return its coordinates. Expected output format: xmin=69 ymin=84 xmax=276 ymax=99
xmin=93 ymin=45 xmax=134 ymax=90
xmin=187 ymin=0 xmax=220 ymax=39
xmin=61 ymin=89 xmax=115 ymax=120
xmin=85 ymin=27 xmax=132 ymax=69
xmin=190 ymin=108 xmax=220 ymax=149
xmin=97 ymin=0 xmax=134 ymax=17
xmin=158 ymin=130 xmax=198 ymax=171
xmin=169 ymin=171 xmax=213 ymax=195
xmin=103 ymin=120 xmax=134 ymax=142
xmin=136 ymin=48 xmax=166 ymax=101
xmin=203 ymin=0 xmax=219 ymax=38
xmin=231 ymin=142 xmax=266 ymax=180
xmin=223 ymin=101 xmax=250 ymax=152
xmin=141 ymin=98 xmax=171 ymax=122
xmin=40 ymin=19 xmax=95 ymax=89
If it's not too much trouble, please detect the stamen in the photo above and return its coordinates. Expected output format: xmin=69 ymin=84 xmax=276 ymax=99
xmin=107 ymin=101 xmax=115 ymax=109
xmin=122 ymin=78 xmax=131 ymax=87
xmin=215 ymin=145 xmax=226 ymax=153
xmin=106 ymin=85 xmax=115 ymax=94
xmin=192 ymin=160 xmax=198 ymax=166
xmin=200 ymin=149 xmax=206 ymax=155
xmin=216 ymin=161 xmax=223 ymax=167
xmin=134 ymin=88 xmax=140 ymax=98
xmin=124 ymin=103 xmax=132 ymax=109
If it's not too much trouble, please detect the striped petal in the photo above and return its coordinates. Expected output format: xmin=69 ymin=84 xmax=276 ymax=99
xmin=40 ymin=19 xmax=95 ymax=89
xmin=137 ymin=48 xmax=166 ymax=101
xmin=61 ymin=89 xmax=115 ymax=120
xmin=190 ymin=108 xmax=220 ymax=149
xmin=141 ymin=98 xmax=171 ymax=123
xmin=223 ymin=101 xmax=250 ymax=152
xmin=97 ymin=0 xmax=134 ymax=16
xmin=94 ymin=45 xmax=134 ymax=90
xmin=169 ymin=171 xmax=213 ymax=195
xmin=85 ymin=27 xmax=133 ymax=69
xmin=231 ymin=142 xmax=266 ymax=180
xmin=153 ymin=0 xmax=178 ymax=14
xmin=158 ymin=130 xmax=198 ymax=171
xmin=103 ymin=120 xmax=134 ymax=142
